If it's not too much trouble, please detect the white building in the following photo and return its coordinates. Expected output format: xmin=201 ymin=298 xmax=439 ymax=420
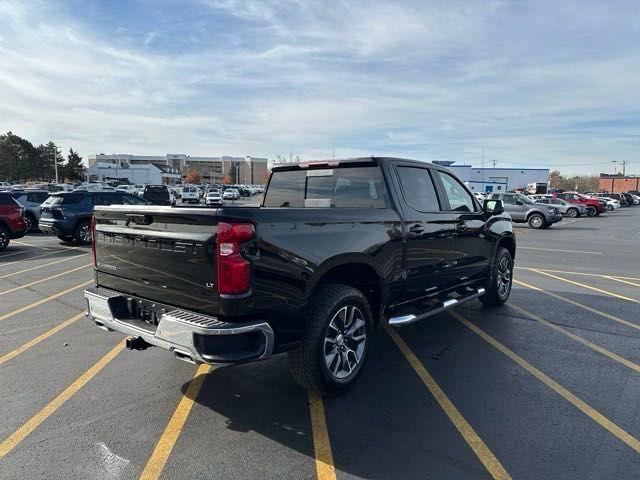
xmin=86 ymin=153 xmax=269 ymax=184
xmin=435 ymin=162 xmax=549 ymax=194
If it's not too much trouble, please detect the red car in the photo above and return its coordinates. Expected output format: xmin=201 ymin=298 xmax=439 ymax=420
xmin=0 ymin=191 xmax=27 ymax=251
xmin=553 ymin=192 xmax=605 ymax=216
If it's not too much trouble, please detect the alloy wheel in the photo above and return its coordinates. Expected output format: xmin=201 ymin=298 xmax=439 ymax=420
xmin=323 ymin=305 xmax=367 ymax=379
xmin=497 ymin=256 xmax=512 ymax=299
xmin=79 ymin=224 xmax=92 ymax=243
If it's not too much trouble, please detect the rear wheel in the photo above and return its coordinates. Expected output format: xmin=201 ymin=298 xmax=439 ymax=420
xmin=567 ymin=208 xmax=579 ymax=218
xmin=288 ymin=284 xmax=373 ymax=396
xmin=24 ymin=213 xmax=37 ymax=232
xmin=527 ymin=213 xmax=546 ymax=229
xmin=0 ymin=225 xmax=10 ymax=251
xmin=73 ymin=220 xmax=92 ymax=245
xmin=586 ymin=206 xmax=597 ymax=217
xmin=480 ymin=247 xmax=513 ymax=306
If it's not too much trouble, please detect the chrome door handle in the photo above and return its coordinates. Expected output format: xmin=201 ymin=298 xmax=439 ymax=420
xmin=409 ymin=224 xmax=424 ymax=234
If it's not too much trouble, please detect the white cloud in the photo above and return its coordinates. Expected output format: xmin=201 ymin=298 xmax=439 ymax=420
xmin=0 ymin=0 xmax=638 ymax=173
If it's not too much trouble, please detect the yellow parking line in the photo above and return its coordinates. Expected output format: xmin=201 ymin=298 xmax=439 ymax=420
xmin=528 ymin=269 xmax=639 ymax=304
xmin=0 ymin=312 xmax=85 ymax=367
xmin=1 ymin=246 xmax=83 ymax=266
xmin=513 ymin=279 xmax=640 ymax=332
xmin=603 ymin=276 xmax=640 ymax=288
xmin=139 ymin=364 xmax=210 ymax=480
xmin=450 ymin=311 xmax=640 ymax=455
xmin=0 ymin=279 xmax=93 ymax=322
xmin=508 ymin=303 xmax=640 ymax=374
xmin=309 ymin=390 xmax=337 ymax=480
xmin=387 ymin=328 xmax=511 ymax=480
xmin=0 ymin=340 xmax=124 ymax=458
xmin=0 ymin=263 xmax=92 ymax=296
xmin=11 ymin=240 xmax=52 ymax=250
xmin=515 ymin=267 xmax=640 ymax=282
xmin=0 ymin=253 xmax=88 ymax=279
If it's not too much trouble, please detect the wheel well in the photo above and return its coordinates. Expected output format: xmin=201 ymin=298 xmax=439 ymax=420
xmin=498 ymin=236 xmax=515 ymax=260
xmin=0 ymin=220 xmax=8 ymax=232
xmin=526 ymin=211 xmax=543 ymax=220
xmin=316 ymin=263 xmax=382 ymax=323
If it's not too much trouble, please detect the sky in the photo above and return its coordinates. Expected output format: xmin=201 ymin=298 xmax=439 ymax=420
xmin=0 ymin=0 xmax=639 ymax=174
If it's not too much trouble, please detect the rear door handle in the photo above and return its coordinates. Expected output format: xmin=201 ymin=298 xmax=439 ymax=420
xmin=408 ymin=224 xmax=424 ymax=235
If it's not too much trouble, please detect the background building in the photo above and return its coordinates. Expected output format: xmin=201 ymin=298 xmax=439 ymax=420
xmin=434 ymin=161 xmax=549 ymax=193
xmin=598 ymin=174 xmax=640 ymax=193
xmin=86 ymin=153 xmax=269 ymax=184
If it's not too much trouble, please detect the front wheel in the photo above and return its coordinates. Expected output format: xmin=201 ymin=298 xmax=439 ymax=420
xmin=528 ymin=213 xmax=546 ymax=229
xmin=288 ymin=284 xmax=374 ymax=396
xmin=480 ymin=247 xmax=513 ymax=306
xmin=567 ymin=208 xmax=579 ymax=218
xmin=586 ymin=206 xmax=597 ymax=217
xmin=24 ymin=213 xmax=37 ymax=232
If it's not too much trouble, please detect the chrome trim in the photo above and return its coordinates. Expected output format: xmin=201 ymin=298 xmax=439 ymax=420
xmin=84 ymin=287 xmax=274 ymax=364
xmin=388 ymin=287 xmax=486 ymax=327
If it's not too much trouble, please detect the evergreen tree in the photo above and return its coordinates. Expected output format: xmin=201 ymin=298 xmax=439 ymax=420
xmin=64 ymin=148 xmax=84 ymax=181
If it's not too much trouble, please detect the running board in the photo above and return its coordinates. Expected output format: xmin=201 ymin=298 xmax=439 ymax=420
xmin=388 ymin=287 xmax=486 ymax=327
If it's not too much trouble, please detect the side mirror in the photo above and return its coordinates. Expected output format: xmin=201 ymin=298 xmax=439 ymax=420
xmin=483 ymin=199 xmax=504 ymax=215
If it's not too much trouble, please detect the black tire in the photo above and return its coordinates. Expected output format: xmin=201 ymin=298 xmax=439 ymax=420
xmin=57 ymin=235 xmax=73 ymax=242
xmin=527 ymin=213 xmax=546 ymax=229
xmin=24 ymin=213 xmax=37 ymax=232
xmin=606 ymin=204 xmax=613 ymax=211
xmin=0 ymin=224 xmax=10 ymax=251
xmin=586 ymin=206 xmax=597 ymax=217
xmin=73 ymin=220 xmax=92 ymax=245
xmin=288 ymin=284 xmax=374 ymax=396
xmin=480 ymin=247 xmax=513 ymax=306
xmin=567 ymin=208 xmax=579 ymax=218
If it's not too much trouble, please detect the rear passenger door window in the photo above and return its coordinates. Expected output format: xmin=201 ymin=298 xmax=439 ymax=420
xmin=395 ymin=167 xmax=440 ymax=212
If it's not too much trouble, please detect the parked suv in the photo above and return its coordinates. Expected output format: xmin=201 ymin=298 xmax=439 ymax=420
xmin=554 ymin=192 xmax=605 ymax=216
xmin=39 ymin=191 xmax=149 ymax=244
xmin=12 ymin=189 xmax=50 ymax=231
xmin=0 ymin=192 xmax=27 ymax=251
xmin=142 ymin=185 xmax=176 ymax=206
xmin=487 ymin=192 xmax=563 ymax=228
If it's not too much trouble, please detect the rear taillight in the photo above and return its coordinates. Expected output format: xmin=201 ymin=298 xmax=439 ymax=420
xmin=216 ymin=222 xmax=255 ymax=295
xmin=90 ymin=215 xmax=96 ymax=267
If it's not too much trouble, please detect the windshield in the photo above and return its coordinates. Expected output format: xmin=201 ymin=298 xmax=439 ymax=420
xmin=516 ymin=194 xmax=534 ymax=204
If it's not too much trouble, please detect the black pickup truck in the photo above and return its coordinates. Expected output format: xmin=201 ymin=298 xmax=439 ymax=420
xmin=85 ymin=157 xmax=515 ymax=395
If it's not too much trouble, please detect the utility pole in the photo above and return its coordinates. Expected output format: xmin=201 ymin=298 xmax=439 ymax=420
xmin=481 ymin=148 xmax=485 ymax=191
xmin=612 ymin=161 xmax=617 ymax=174
xmin=53 ymin=148 xmax=59 ymax=184
xmin=622 ymin=160 xmax=628 ymax=176
xmin=492 ymin=159 xmax=496 ymax=168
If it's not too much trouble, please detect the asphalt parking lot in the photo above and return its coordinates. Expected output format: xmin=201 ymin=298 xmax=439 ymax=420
xmin=1 ymin=208 xmax=639 ymax=480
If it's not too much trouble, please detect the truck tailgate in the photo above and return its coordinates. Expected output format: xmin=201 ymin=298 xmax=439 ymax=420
xmin=93 ymin=206 xmax=220 ymax=314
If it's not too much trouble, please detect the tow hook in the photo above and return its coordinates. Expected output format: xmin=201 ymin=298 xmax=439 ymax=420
xmin=125 ymin=336 xmax=150 ymax=351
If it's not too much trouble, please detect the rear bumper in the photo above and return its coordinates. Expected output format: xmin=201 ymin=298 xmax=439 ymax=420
xmin=38 ymin=219 xmax=74 ymax=236
xmin=84 ymin=286 xmax=274 ymax=365
xmin=10 ymin=226 xmax=27 ymax=239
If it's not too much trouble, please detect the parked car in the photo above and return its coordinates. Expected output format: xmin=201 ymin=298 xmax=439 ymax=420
xmin=180 ymin=184 xmax=200 ymax=204
xmin=222 ymin=188 xmax=240 ymax=200
xmin=0 ymin=191 xmax=27 ymax=250
xmin=592 ymin=194 xmax=621 ymax=211
xmin=205 ymin=189 xmax=223 ymax=207
xmin=534 ymin=197 xmax=586 ymax=217
xmin=622 ymin=193 xmax=638 ymax=205
xmin=473 ymin=192 xmax=486 ymax=202
xmin=86 ymin=157 xmax=515 ymax=395
xmin=142 ymin=185 xmax=176 ymax=206
xmin=553 ymin=192 xmax=605 ymax=216
xmin=11 ymin=189 xmax=50 ymax=231
xmin=39 ymin=191 xmax=149 ymax=244
xmin=116 ymin=185 xmax=140 ymax=195
xmin=487 ymin=192 xmax=563 ymax=228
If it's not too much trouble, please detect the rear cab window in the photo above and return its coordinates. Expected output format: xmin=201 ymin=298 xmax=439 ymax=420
xmin=264 ymin=166 xmax=387 ymax=208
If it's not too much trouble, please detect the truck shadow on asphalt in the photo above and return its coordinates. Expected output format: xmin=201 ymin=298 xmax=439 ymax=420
xmin=180 ymin=314 xmax=503 ymax=480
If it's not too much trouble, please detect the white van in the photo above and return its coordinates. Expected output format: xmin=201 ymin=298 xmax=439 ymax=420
xmin=181 ymin=184 xmax=199 ymax=203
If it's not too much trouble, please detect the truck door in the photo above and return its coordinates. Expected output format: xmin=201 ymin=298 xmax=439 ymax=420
xmin=433 ymin=170 xmax=492 ymax=283
xmin=393 ymin=164 xmax=460 ymax=303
